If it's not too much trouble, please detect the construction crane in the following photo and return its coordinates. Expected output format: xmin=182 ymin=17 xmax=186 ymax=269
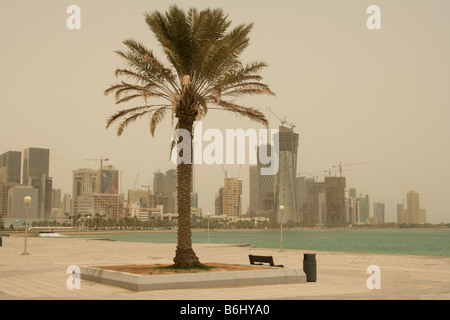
xmin=324 ymin=168 xmax=353 ymax=177
xmin=83 ymin=156 xmax=109 ymax=192
xmin=83 ymin=156 xmax=109 ymax=171
xmin=221 ymin=164 xmax=228 ymax=180
xmin=267 ymin=107 xmax=287 ymax=127
xmin=133 ymin=173 xmax=140 ymax=190
xmin=266 ymin=107 xmax=296 ymax=129
xmin=332 ymin=161 xmax=367 ymax=177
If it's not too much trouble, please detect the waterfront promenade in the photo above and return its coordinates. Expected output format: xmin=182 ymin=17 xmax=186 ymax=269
xmin=0 ymin=235 xmax=449 ymax=300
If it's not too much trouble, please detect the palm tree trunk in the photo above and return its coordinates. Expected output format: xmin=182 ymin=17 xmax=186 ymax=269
xmin=173 ymin=116 xmax=201 ymax=268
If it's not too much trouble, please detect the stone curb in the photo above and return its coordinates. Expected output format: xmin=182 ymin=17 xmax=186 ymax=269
xmin=79 ymin=266 xmax=306 ymax=292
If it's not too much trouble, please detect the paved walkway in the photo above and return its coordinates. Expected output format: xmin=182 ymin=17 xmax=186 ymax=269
xmin=1 ymin=235 xmax=449 ymax=300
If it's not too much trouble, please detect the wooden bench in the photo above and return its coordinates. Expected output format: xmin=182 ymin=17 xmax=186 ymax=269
xmin=248 ymin=254 xmax=284 ymax=268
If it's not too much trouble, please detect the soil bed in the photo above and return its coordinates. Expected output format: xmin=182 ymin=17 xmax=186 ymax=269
xmin=96 ymin=263 xmax=273 ymax=275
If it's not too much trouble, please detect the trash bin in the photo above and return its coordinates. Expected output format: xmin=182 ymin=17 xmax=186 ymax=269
xmin=303 ymin=253 xmax=316 ymax=282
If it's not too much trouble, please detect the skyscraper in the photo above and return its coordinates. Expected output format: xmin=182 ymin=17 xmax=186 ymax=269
xmin=305 ymin=178 xmax=325 ymax=225
xmin=7 ymin=186 xmax=38 ymax=220
xmin=403 ymin=190 xmax=426 ymax=224
xmin=324 ymin=176 xmax=346 ymax=225
xmin=22 ymin=148 xmax=51 ymax=219
xmin=153 ymin=171 xmax=164 ymax=195
xmin=356 ymin=194 xmax=370 ymax=223
xmin=295 ymin=176 xmax=307 ymax=223
xmin=0 ymin=151 xmax=21 ymax=183
xmin=255 ymin=144 xmax=276 ymax=220
xmin=152 ymin=169 xmax=177 ymax=213
xmin=222 ymin=176 xmax=242 ymax=217
xmin=0 ymin=151 xmax=21 ymax=217
xmin=22 ymin=148 xmax=49 ymax=184
xmin=396 ymin=203 xmax=404 ymax=224
xmin=72 ymin=168 xmax=98 ymax=216
xmin=275 ymin=126 xmax=299 ymax=222
xmin=249 ymin=165 xmax=258 ymax=216
xmin=215 ymin=187 xmax=224 ymax=216
xmin=348 ymin=187 xmax=358 ymax=223
xmin=373 ymin=202 xmax=385 ymax=224
xmin=73 ymin=168 xmax=98 ymax=198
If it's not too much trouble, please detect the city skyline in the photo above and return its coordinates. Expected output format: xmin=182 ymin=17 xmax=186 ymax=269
xmin=1 ymin=1 xmax=449 ymax=223
xmin=0 ymin=145 xmax=433 ymax=226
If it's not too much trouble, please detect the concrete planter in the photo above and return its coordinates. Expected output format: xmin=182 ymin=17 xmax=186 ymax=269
xmin=80 ymin=266 xmax=306 ymax=292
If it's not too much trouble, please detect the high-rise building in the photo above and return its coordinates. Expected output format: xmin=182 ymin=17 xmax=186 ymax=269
xmin=324 ymin=176 xmax=346 ymax=225
xmin=356 ymin=194 xmax=370 ymax=223
xmin=22 ymin=148 xmax=49 ymax=185
xmin=0 ymin=151 xmax=21 ymax=183
xmin=215 ymin=187 xmax=224 ymax=216
xmin=100 ymin=165 xmax=119 ymax=194
xmin=0 ymin=151 xmax=22 ymax=217
xmin=62 ymin=194 xmax=72 ymax=215
xmin=0 ymin=183 xmax=18 ymax=218
xmin=22 ymin=148 xmax=52 ymax=219
xmin=295 ymin=176 xmax=307 ymax=224
xmin=73 ymin=168 xmax=98 ymax=198
xmin=275 ymin=126 xmax=299 ymax=223
xmin=222 ymin=176 xmax=242 ymax=217
xmin=7 ymin=185 xmax=38 ymax=220
xmin=373 ymin=202 xmax=385 ymax=224
xmin=396 ymin=203 xmax=404 ymax=224
xmin=52 ymin=189 xmax=62 ymax=209
xmin=153 ymin=171 xmax=164 ymax=195
xmin=348 ymin=187 xmax=358 ymax=223
xmin=403 ymin=190 xmax=426 ymax=224
xmin=163 ymin=169 xmax=177 ymax=195
xmin=72 ymin=168 xmax=97 ymax=216
xmin=249 ymin=165 xmax=258 ymax=216
xmin=251 ymin=144 xmax=276 ymax=220
xmin=348 ymin=188 xmax=357 ymax=199
xmin=152 ymin=169 xmax=178 ymax=213
xmin=305 ymin=178 xmax=325 ymax=225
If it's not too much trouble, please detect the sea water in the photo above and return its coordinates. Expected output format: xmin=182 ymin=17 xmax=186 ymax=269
xmin=76 ymin=229 xmax=450 ymax=257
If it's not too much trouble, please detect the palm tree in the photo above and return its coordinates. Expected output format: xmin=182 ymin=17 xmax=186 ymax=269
xmin=105 ymin=5 xmax=275 ymax=268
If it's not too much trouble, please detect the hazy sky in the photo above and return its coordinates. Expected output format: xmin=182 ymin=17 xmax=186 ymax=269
xmin=1 ymin=1 xmax=449 ymax=223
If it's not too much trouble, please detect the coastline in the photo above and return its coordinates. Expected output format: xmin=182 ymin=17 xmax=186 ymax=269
xmin=3 ymin=226 xmax=448 ymax=237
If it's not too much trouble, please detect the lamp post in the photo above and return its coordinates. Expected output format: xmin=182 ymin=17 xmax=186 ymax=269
xmin=206 ymin=212 xmax=210 ymax=244
xmin=279 ymin=205 xmax=284 ymax=252
xmin=86 ymin=215 xmax=90 ymax=241
xmin=22 ymin=196 xmax=31 ymax=255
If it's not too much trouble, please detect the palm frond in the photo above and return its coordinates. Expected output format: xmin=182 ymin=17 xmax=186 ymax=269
xmin=216 ymin=100 xmax=268 ymax=128
xmin=150 ymin=107 xmax=168 ymax=137
xmin=105 ymin=105 xmax=168 ymax=131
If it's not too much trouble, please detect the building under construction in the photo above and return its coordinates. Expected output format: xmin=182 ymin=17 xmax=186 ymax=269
xmin=324 ymin=176 xmax=346 ymax=225
xmin=274 ymin=126 xmax=299 ymax=223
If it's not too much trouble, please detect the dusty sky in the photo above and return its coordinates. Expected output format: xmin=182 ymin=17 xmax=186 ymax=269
xmin=1 ymin=0 xmax=449 ymax=223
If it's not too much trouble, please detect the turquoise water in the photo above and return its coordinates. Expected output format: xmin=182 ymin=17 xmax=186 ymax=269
xmin=78 ymin=229 xmax=450 ymax=257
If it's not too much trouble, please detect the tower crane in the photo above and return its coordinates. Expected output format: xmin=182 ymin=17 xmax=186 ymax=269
xmin=332 ymin=161 xmax=367 ymax=177
xmin=266 ymin=107 xmax=286 ymax=126
xmin=133 ymin=173 xmax=140 ymax=190
xmin=83 ymin=156 xmax=109 ymax=191
xmin=266 ymin=107 xmax=296 ymax=129
xmin=324 ymin=168 xmax=353 ymax=177
xmin=83 ymin=156 xmax=109 ymax=171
